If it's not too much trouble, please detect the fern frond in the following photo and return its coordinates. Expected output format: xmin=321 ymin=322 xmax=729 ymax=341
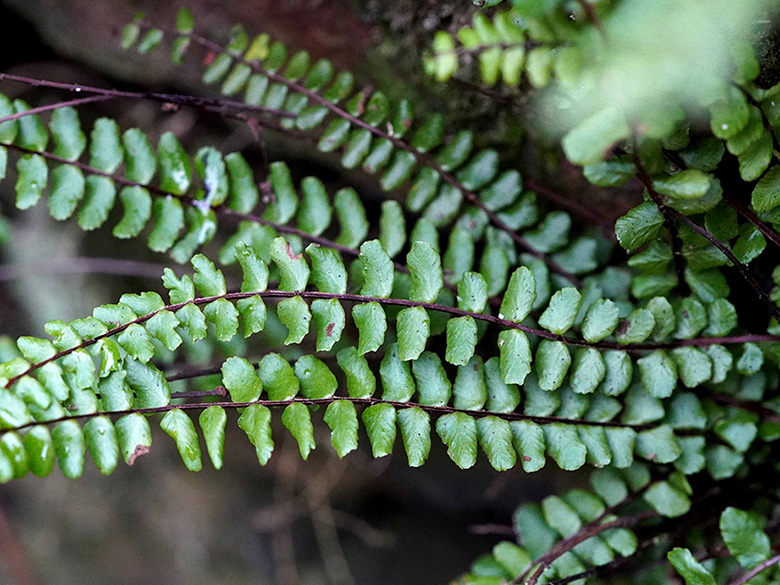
xmin=0 ymin=235 xmax=773 ymax=480
xmin=123 ymin=11 xmax=602 ymax=287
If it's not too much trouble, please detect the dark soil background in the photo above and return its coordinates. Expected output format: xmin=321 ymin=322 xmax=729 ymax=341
xmin=0 ymin=2 xmax=581 ymax=584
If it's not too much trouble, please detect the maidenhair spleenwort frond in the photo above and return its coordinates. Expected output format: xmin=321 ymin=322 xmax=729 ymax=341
xmin=120 ymin=10 xmax=596 ymax=287
xmin=0 ymin=83 xmax=607 ymax=299
xmin=0 ymin=237 xmax=774 ymax=482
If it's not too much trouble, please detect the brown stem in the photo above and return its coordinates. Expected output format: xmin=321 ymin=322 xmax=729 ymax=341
xmin=728 ymin=553 xmax=780 ymax=585
xmin=0 ymin=72 xmax=296 ymax=119
xmin=635 ymin=153 xmax=780 ymax=323
xmin=722 ymin=192 xmax=780 ymax=250
xmin=0 ymin=395 xmax=657 ymax=437
xmin=5 ymin=288 xmax=778 ymax=391
xmin=0 ymin=94 xmax=114 ymax=124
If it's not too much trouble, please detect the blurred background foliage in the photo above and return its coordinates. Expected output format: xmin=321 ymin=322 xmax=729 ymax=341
xmin=0 ymin=1 xmax=568 ymax=584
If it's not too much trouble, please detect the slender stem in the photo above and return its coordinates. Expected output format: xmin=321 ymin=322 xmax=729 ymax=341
xmin=722 ymin=192 xmax=780 ymax=250
xmin=635 ymin=153 xmax=780 ymax=323
xmin=516 ymin=512 xmax=656 ymax=585
xmin=728 ymin=553 xmax=780 ymax=585
xmin=705 ymin=391 xmax=780 ymax=424
xmin=173 ymin=26 xmax=584 ymax=287
xmin=0 ymin=72 xmax=297 ymax=118
xmin=2 ymin=141 xmax=375 ymax=266
xmin=674 ymin=206 xmax=780 ymax=324
xmin=0 ymin=395 xmax=656 ymax=437
xmin=634 ymin=156 xmax=688 ymax=288
xmin=0 ymin=95 xmax=114 ymax=124
xmin=514 ymin=477 xmax=659 ymax=585
xmin=6 ymin=288 xmax=780 ymax=391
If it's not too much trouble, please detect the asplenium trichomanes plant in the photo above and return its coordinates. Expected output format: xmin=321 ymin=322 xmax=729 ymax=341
xmin=0 ymin=1 xmax=779 ymax=583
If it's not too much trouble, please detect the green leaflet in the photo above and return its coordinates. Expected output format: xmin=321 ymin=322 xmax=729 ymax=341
xmin=538 ymin=288 xmax=581 ymax=334
xmin=412 ymin=352 xmax=451 ymax=406
xmin=359 ymin=240 xmax=394 ymax=298
xmin=297 ymin=177 xmax=331 ymax=236
xmin=535 ymin=341 xmax=571 ymax=391
xmin=615 ymin=202 xmax=664 ymax=252
xmin=1 ymin=432 xmax=28 ymax=479
xmin=90 ymin=117 xmax=123 ymax=173
xmin=445 ymin=316 xmax=478 ymax=366
xmin=122 ymin=128 xmax=156 ymax=185
xmin=362 ymin=403 xmax=396 ymax=458
xmin=160 ymin=409 xmax=202 ymax=472
xmin=148 ymin=196 xmax=184 ymax=252
xmin=295 ymin=355 xmax=337 ymax=399
xmin=407 ymin=241 xmax=443 ymax=303
xmin=497 ymin=329 xmax=531 ymax=385
xmin=158 ymin=132 xmax=192 ymax=195
xmin=265 ymin=161 xmax=298 ymax=223
xmin=379 ymin=200 xmax=406 ymax=258
xmin=323 ymin=400 xmax=359 ymax=458
xmin=199 ymin=406 xmax=227 ymax=469
xmin=14 ymin=99 xmax=48 ymax=151
xmin=24 ymin=426 xmax=54 ymax=477
xmin=115 ymin=413 xmax=152 ymax=465
xmin=225 ymin=152 xmax=258 ymax=213
xmin=334 ymin=187 xmax=368 ymax=247
xmin=397 ymin=407 xmax=431 ymax=467
xmin=270 ymin=237 xmax=309 ymax=291
xmin=668 ymin=548 xmax=716 ymax=585
xmin=203 ymin=298 xmax=239 ymax=341
xmin=78 ymin=176 xmax=116 ymax=230
xmin=436 ymin=412 xmax=477 ymax=469
xmin=49 ymin=107 xmax=87 ymax=161
xmin=453 ymin=357 xmax=487 ymax=410
xmin=277 ymin=295 xmax=311 ymax=344
xmin=52 ymin=420 xmax=85 ymax=479
xmin=380 ymin=344 xmax=415 ymax=402
xmin=544 ymin=424 xmax=586 ymax=471
xmin=282 ymin=403 xmax=316 ymax=459
xmin=306 ymin=244 xmax=347 ymax=294
xmin=645 ymin=480 xmax=691 ymax=518
xmin=257 ymin=353 xmax=299 ymax=401
xmin=396 ymin=306 xmax=430 ymax=361
xmin=15 ymin=154 xmax=47 ymax=210
xmin=637 ymin=351 xmax=678 ymax=398
xmin=125 ymin=359 xmax=170 ymax=408
xmin=570 ymin=348 xmax=606 ymax=394
xmin=337 ymin=347 xmax=376 ymax=398
xmin=222 ymin=356 xmax=263 ymax=402
xmin=562 ymin=107 xmax=630 ymax=166
xmin=477 ymin=416 xmax=516 ymax=471
xmin=636 ymin=425 xmax=681 ymax=464
xmin=499 ymin=267 xmax=535 ymax=323
xmin=352 ymin=302 xmax=387 ymax=354
xmin=238 ymin=404 xmax=274 ymax=465
xmin=752 ymin=165 xmax=780 ymax=213
xmin=581 ymin=299 xmax=619 ymax=342
xmin=719 ymin=507 xmax=771 ymax=569
xmin=311 ymin=299 xmax=345 ymax=351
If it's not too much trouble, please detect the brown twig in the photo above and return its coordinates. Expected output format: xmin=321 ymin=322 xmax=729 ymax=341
xmin=5 ymin=288 xmax=778 ymax=394
xmin=728 ymin=553 xmax=780 ymax=585
xmin=0 ymin=72 xmax=297 ymax=119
